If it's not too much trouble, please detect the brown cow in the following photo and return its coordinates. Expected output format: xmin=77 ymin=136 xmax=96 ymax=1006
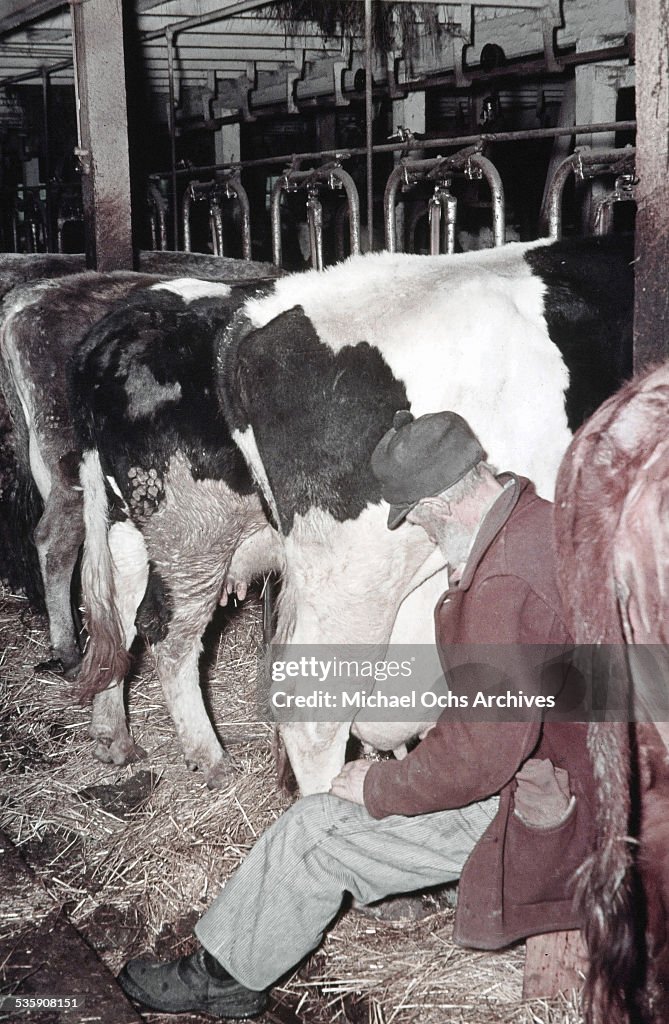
xmin=554 ymin=359 xmax=669 ymax=1024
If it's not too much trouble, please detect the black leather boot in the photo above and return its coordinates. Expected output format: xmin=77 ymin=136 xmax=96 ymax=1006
xmin=117 ymin=947 xmax=267 ymax=1019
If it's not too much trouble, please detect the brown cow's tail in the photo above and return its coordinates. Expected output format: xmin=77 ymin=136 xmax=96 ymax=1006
xmin=76 ymin=448 xmax=131 ymax=700
xmin=579 ymin=721 xmax=641 ymax=1024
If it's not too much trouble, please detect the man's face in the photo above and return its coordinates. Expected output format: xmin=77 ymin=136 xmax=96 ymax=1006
xmin=405 ymin=495 xmax=474 ymax=575
xmin=405 ymin=497 xmax=446 ymax=543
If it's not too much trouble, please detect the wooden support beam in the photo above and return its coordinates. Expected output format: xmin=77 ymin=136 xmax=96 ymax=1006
xmin=633 ymin=0 xmax=669 ymax=372
xmin=72 ymin=0 xmax=133 ymax=271
xmin=523 ymin=930 xmax=588 ymax=999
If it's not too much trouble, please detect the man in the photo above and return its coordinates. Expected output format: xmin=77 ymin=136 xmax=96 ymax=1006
xmin=118 ymin=410 xmax=595 ymax=1019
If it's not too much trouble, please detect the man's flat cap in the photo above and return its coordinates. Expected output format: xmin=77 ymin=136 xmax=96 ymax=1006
xmin=372 ymin=410 xmax=485 ymax=529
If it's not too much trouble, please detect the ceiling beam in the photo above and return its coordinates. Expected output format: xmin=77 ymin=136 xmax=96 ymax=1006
xmin=0 ymin=0 xmax=68 ymax=38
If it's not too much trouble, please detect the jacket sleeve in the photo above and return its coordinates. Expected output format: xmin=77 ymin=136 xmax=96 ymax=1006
xmin=363 ymin=719 xmax=539 ymax=818
xmin=363 ymin=574 xmax=568 ymax=819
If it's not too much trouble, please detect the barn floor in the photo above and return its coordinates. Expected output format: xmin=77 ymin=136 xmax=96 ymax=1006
xmin=0 ymin=581 xmax=583 ymax=1024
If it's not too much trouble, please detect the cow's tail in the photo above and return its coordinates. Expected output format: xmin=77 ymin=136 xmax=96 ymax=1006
xmin=578 ymin=721 xmax=641 ymax=1024
xmin=76 ymin=448 xmax=130 ymax=700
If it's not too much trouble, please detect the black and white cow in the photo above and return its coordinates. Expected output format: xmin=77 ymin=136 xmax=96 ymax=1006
xmin=0 ymin=254 xmax=85 ymax=602
xmin=220 ymin=234 xmax=634 ymax=793
xmin=0 ymin=270 xmax=282 ymax=787
xmin=70 ymin=279 xmax=283 ymax=786
xmin=0 ymin=271 xmax=160 ymax=673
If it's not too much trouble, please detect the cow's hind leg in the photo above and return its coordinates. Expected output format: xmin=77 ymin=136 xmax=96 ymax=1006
xmin=33 ymin=467 xmax=84 ymax=676
xmin=145 ymin=560 xmax=231 ymax=790
xmin=90 ymin=685 xmax=146 ymax=765
xmin=83 ymin=514 xmax=149 ymax=765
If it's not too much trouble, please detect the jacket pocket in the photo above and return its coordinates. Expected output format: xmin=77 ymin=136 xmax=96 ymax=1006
xmin=504 ymin=799 xmax=583 ymax=906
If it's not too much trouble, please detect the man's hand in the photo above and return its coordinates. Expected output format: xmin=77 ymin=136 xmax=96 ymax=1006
xmin=329 ymin=760 xmax=371 ymax=805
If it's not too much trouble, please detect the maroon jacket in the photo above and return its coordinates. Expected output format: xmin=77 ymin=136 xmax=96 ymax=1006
xmin=363 ymin=475 xmax=596 ymax=949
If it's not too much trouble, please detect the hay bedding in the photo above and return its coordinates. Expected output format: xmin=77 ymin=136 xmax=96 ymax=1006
xmin=0 ymin=581 xmax=583 ymax=1024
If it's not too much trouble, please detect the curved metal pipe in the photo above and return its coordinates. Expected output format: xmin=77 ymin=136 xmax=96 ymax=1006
xmin=546 ymin=153 xmax=580 ymax=240
xmin=384 ymin=163 xmax=407 ymax=252
xmin=182 ymin=186 xmax=194 ymax=252
xmin=270 ymin=176 xmax=287 ymax=266
xmin=467 ymin=154 xmax=506 ymax=247
xmin=326 ymin=166 xmax=361 ymax=256
xmin=147 ymin=183 xmax=168 ymax=251
xmin=546 ymin=148 xmax=636 ymax=240
xmin=229 ymin=174 xmax=252 ymax=260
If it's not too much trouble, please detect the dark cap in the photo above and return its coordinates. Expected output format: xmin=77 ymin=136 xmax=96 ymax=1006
xmin=371 ymin=410 xmax=486 ymax=529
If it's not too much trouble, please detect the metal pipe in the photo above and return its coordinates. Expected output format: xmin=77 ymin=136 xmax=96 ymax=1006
xmin=384 ymin=163 xmax=407 ymax=251
xmin=149 ymin=121 xmax=637 ymax=185
xmin=547 ymin=148 xmax=636 ymax=239
xmin=142 ymin=0 xmax=275 ymax=43
xmin=0 ymin=58 xmax=72 ymax=88
xmin=147 ymin=183 xmax=168 ymax=250
xmin=270 ymin=176 xmax=285 ymax=266
xmin=467 ymin=153 xmax=506 ymax=246
xmin=428 ymin=183 xmax=458 ymax=254
xmin=364 ymin=0 xmax=373 ymax=253
xmin=166 ymin=28 xmax=178 ymax=249
xmin=428 ymin=191 xmax=441 ymax=255
xmin=328 ymin=166 xmax=361 ymax=256
xmin=210 ymin=198 xmax=224 ymax=256
xmin=41 ymin=65 xmax=54 ymax=251
xmin=182 ymin=185 xmax=193 ymax=252
xmin=222 ymin=171 xmax=252 ymax=260
xmin=306 ymin=189 xmax=323 ymax=270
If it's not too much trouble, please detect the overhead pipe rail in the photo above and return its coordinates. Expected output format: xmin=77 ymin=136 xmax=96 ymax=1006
xmin=384 ymin=144 xmax=505 ymax=253
xmin=546 ymin=146 xmax=637 ymax=239
xmin=181 ymin=172 xmax=252 ymax=259
xmin=270 ymin=161 xmax=361 ymax=269
xmin=149 ymin=121 xmax=636 ymax=188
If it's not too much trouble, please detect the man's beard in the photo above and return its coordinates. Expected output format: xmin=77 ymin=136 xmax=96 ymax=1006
xmin=433 ymin=518 xmax=474 ymax=576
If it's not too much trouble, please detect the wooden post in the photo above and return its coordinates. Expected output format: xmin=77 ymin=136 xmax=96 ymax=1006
xmin=523 ymin=929 xmax=588 ymax=1000
xmin=633 ymin=0 xmax=669 ymax=372
xmin=71 ymin=0 xmax=133 ymax=270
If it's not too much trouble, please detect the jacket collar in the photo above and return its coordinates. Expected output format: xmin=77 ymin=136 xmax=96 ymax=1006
xmin=456 ymin=473 xmax=522 ymax=591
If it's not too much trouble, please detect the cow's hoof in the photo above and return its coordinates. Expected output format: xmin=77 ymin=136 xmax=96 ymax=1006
xmin=92 ymin=735 xmax=147 ymax=766
xmin=35 ymin=656 xmax=67 ymax=675
xmin=205 ymin=759 xmax=233 ymax=790
xmin=35 ymin=650 xmax=82 ymax=677
xmin=184 ymin=757 xmax=233 ymax=790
